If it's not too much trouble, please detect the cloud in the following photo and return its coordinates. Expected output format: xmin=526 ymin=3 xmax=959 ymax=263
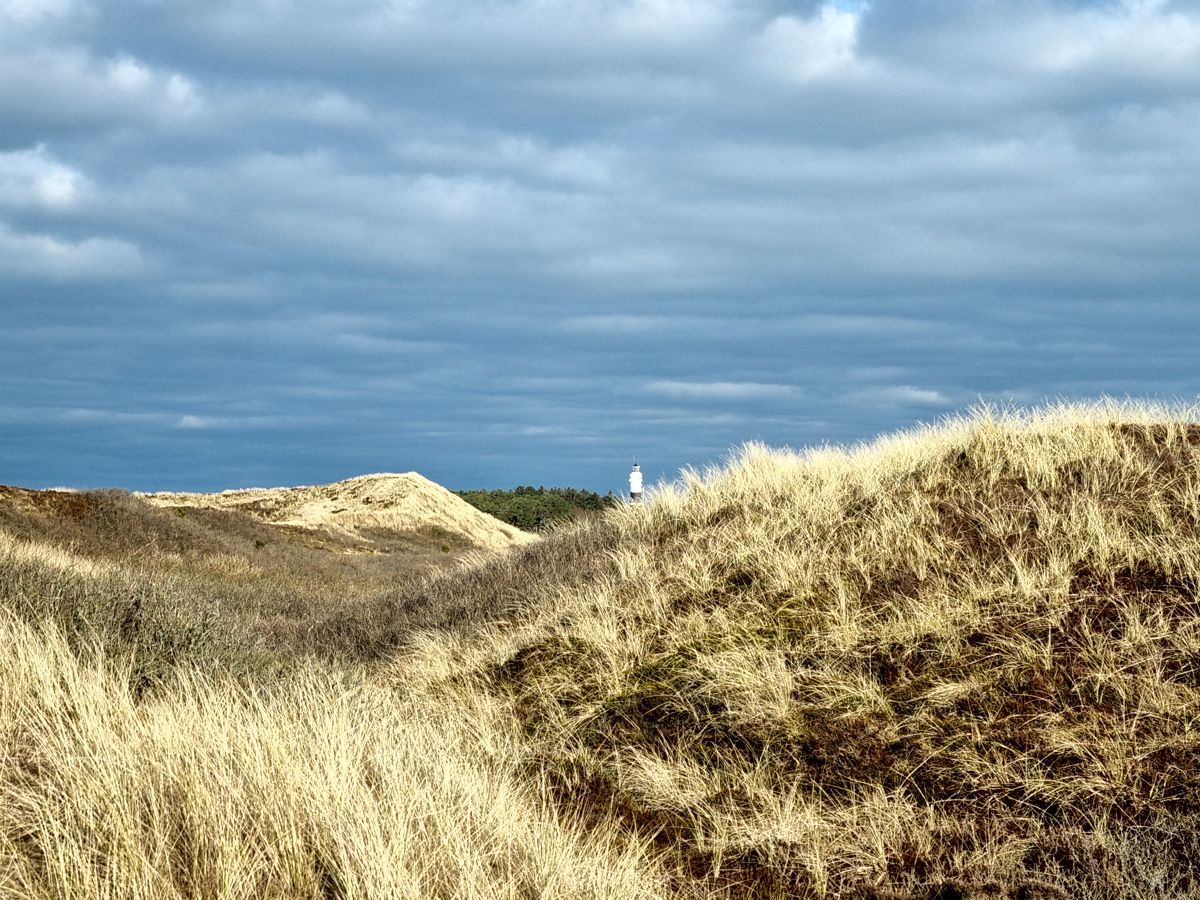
xmin=176 ymin=413 xmax=310 ymax=430
xmin=561 ymin=315 xmax=682 ymax=335
xmin=1 ymin=0 xmax=1199 ymax=491
xmin=394 ymin=134 xmax=617 ymax=188
xmin=1 ymin=0 xmax=81 ymax=27
xmin=0 ymin=145 xmax=87 ymax=209
xmin=0 ymin=46 xmax=202 ymax=141
xmin=1026 ymin=1 xmax=1200 ymax=77
xmin=755 ymin=4 xmax=866 ymax=83
xmin=54 ymin=408 xmax=168 ymax=426
xmin=0 ymin=224 xmax=143 ymax=280
xmin=613 ymin=0 xmax=733 ymax=43
xmin=860 ymin=0 xmax=1200 ymax=90
xmin=845 ymin=386 xmax=954 ymax=407
xmin=645 ymin=380 xmax=797 ymax=400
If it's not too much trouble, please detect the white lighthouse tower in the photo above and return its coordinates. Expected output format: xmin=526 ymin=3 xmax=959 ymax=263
xmin=629 ymin=462 xmax=643 ymax=503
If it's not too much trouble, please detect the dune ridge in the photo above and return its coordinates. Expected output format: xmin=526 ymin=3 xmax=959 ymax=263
xmin=143 ymin=472 xmax=536 ymax=554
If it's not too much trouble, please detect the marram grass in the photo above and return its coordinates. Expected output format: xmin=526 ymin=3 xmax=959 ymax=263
xmin=4 ymin=402 xmax=1200 ymax=897
xmin=0 ymin=617 xmax=664 ymax=899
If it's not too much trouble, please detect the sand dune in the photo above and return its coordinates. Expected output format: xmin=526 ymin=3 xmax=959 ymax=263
xmin=142 ymin=472 xmax=536 ymax=554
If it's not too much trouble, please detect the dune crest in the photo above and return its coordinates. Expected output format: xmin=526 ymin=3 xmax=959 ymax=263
xmin=143 ymin=472 xmax=536 ymax=553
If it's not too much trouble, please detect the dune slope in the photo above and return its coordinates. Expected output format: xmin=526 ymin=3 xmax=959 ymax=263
xmin=143 ymin=472 xmax=535 ymax=554
xmin=403 ymin=404 xmax=1200 ymax=897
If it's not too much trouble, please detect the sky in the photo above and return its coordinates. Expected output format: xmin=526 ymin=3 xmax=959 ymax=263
xmin=1 ymin=0 xmax=1198 ymax=493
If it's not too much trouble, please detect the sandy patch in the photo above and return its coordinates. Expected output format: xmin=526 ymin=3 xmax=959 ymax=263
xmin=142 ymin=472 xmax=536 ymax=554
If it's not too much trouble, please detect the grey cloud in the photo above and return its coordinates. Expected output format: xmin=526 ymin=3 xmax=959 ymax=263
xmin=1 ymin=0 xmax=1198 ymax=491
xmin=0 ymin=224 xmax=144 ymax=280
xmin=0 ymin=145 xmax=89 ymax=209
xmin=644 ymin=380 xmax=798 ymax=400
xmin=841 ymin=386 xmax=955 ymax=408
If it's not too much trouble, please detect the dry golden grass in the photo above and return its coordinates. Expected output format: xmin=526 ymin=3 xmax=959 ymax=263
xmin=4 ymin=402 xmax=1200 ymax=898
xmin=418 ymin=402 xmax=1200 ymax=897
xmin=0 ymin=528 xmax=112 ymax=578
xmin=0 ymin=615 xmax=664 ymax=899
xmin=0 ymin=482 xmax=524 ymax=668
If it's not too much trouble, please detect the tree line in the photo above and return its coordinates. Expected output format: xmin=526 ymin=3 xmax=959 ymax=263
xmin=455 ymin=486 xmax=618 ymax=531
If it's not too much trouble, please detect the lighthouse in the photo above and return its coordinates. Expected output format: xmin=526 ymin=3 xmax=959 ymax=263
xmin=629 ymin=463 xmax=643 ymax=503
